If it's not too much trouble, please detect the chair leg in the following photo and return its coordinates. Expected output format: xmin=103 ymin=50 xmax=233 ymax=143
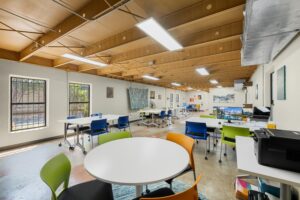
xmin=205 ymin=140 xmax=208 ymax=160
xmin=208 ymin=136 xmax=211 ymax=153
xmin=224 ymin=144 xmax=227 ymax=156
xmin=91 ymin=136 xmax=94 ymax=149
xmin=193 ymin=170 xmax=196 ymax=181
xmin=219 ymin=143 xmax=223 ymax=163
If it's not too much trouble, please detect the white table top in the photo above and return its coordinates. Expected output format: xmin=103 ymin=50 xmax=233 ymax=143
xmin=84 ymin=137 xmax=189 ymax=185
xmin=186 ymin=117 xmax=267 ymax=131
xmin=59 ymin=114 xmax=121 ymax=125
xmin=236 ymin=136 xmax=300 ymax=187
xmin=139 ymin=109 xmax=163 ymax=114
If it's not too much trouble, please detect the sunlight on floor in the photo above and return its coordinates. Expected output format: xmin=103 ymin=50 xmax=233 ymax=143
xmin=0 ymin=145 xmax=38 ymax=158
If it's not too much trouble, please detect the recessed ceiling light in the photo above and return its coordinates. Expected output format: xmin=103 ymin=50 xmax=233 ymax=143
xmin=210 ymin=79 xmax=219 ymax=84
xmin=62 ymin=53 xmax=107 ymax=67
xmin=196 ymin=68 xmax=210 ymax=76
xmin=171 ymin=82 xmax=181 ymax=86
xmin=187 ymin=87 xmax=193 ymax=90
xmin=136 ymin=18 xmax=183 ymax=51
xmin=142 ymin=75 xmax=159 ymax=81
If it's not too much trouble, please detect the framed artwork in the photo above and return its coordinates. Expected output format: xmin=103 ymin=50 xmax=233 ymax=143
xmin=190 ymin=98 xmax=194 ymax=102
xmin=198 ymin=95 xmax=202 ymax=100
xmin=106 ymin=87 xmax=114 ymax=98
xmin=213 ymin=94 xmax=235 ymax=103
xmin=176 ymin=94 xmax=179 ymax=103
xmin=150 ymin=91 xmax=155 ymax=99
xmin=277 ymin=65 xmax=286 ymax=100
xmin=158 ymin=94 xmax=161 ymax=100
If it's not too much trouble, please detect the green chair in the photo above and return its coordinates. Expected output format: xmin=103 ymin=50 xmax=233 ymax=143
xmin=200 ymin=114 xmax=216 ymax=119
xmin=98 ymin=131 xmax=132 ymax=145
xmin=40 ymin=153 xmax=113 ymax=200
xmin=219 ymin=126 xmax=251 ymax=163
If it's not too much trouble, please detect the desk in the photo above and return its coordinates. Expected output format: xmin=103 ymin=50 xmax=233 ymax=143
xmin=186 ymin=117 xmax=267 ymax=131
xmin=236 ymin=137 xmax=300 ymax=200
xmin=138 ymin=109 xmax=163 ymax=127
xmin=84 ymin=137 xmax=189 ymax=197
xmin=59 ymin=114 xmax=121 ymax=154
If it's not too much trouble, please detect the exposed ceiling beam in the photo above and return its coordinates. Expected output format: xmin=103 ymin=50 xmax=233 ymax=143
xmin=53 ymin=0 xmax=245 ymax=67
xmin=19 ymin=0 xmax=129 ymax=61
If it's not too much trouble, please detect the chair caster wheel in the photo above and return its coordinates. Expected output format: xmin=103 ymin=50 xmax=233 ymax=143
xmin=196 ymin=140 xmax=199 ymax=144
xmin=216 ymin=139 xmax=218 ymax=143
xmin=207 ymin=150 xmax=210 ymax=153
xmin=58 ymin=143 xmax=62 ymax=147
xmin=233 ymin=147 xmax=235 ymax=151
xmin=224 ymin=153 xmax=227 ymax=156
xmin=205 ymin=157 xmax=208 ymax=160
xmin=83 ymin=151 xmax=87 ymax=155
xmin=219 ymin=160 xmax=222 ymax=163
xmin=69 ymin=146 xmax=74 ymax=151
xmin=213 ymin=144 xmax=216 ymax=147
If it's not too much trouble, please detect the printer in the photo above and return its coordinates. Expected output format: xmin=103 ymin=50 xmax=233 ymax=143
xmin=254 ymin=128 xmax=300 ymax=172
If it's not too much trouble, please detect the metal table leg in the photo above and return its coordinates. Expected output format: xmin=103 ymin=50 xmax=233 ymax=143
xmin=58 ymin=123 xmax=74 ymax=150
xmin=74 ymin=124 xmax=87 ymax=154
xmin=280 ymin=183 xmax=291 ymax=200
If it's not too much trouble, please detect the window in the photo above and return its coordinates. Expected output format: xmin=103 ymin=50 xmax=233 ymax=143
xmin=10 ymin=77 xmax=47 ymax=132
xmin=69 ymin=83 xmax=90 ymax=117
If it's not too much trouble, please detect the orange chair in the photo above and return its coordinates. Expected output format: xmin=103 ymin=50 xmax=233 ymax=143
xmin=140 ymin=175 xmax=201 ymax=200
xmin=165 ymin=133 xmax=196 ymax=187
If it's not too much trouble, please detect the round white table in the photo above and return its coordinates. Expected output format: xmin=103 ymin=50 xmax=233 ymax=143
xmin=84 ymin=137 xmax=189 ymax=197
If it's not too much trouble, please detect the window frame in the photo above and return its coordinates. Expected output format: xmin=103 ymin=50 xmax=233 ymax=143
xmin=9 ymin=75 xmax=49 ymax=133
xmin=68 ymin=82 xmax=92 ymax=117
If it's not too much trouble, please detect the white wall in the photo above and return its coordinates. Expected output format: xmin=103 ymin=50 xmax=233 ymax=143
xmin=186 ymin=87 xmax=247 ymax=112
xmin=0 ymin=59 xmax=185 ymax=148
xmin=249 ymin=35 xmax=300 ymax=131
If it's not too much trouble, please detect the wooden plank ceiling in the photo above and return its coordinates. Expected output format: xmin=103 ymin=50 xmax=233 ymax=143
xmin=0 ymin=0 xmax=256 ymax=91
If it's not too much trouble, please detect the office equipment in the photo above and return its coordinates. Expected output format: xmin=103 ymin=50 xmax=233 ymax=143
xmin=254 ymin=128 xmax=300 ymax=172
xmin=236 ymin=136 xmax=300 ymax=200
xmin=185 ymin=121 xmax=210 ymax=160
xmin=214 ymin=106 xmax=243 ymax=120
xmin=252 ymin=107 xmax=271 ymax=121
xmin=84 ymin=137 xmax=189 ymax=197
xmin=40 ymin=153 xmax=113 ymax=200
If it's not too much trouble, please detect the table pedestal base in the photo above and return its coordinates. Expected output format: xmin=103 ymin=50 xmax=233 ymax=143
xmin=136 ymin=185 xmax=143 ymax=197
xmin=280 ymin=183 xmax=291 ymax=200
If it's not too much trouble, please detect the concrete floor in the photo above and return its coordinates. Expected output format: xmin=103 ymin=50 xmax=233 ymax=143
xmin=0 ymin=112 xmax=239 ymax=200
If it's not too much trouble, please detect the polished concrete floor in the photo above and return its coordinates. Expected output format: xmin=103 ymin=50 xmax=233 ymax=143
xmin=0 ymin=112 xmax=239 ymax=200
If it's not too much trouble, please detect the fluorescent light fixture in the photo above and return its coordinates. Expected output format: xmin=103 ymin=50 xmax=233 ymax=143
xmin=217 ymin=85 xmax=223 ymax=88
xmin=142 ymin=75 xmax=159 ymax=81
xmin=196 ymin=68 xmax=210 ymax=76
xmin=210 ymin=79 xmax=219 ymax=84
xmin=171 ymin=82 xmax=181 ymax=86
xmin=187 ymin=87 xmax=193 ymax=90
xmin=62 ymin=53 xmax=107 ymax=67
xmin=136 ymin=18 xmax=183 ymax=51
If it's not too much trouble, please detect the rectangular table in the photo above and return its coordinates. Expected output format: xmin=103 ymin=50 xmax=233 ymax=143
xmin=138 ymin=109 xmax=163 ymax=127
xmin=186 ymin=117 xmax=267 ymax=132
xmin=59 ymin=114 xmax=121 ymax=154
xmin=236 ymin=136 xmax=300 ymax=200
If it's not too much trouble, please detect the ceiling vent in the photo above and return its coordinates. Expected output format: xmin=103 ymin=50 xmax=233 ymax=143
xmin=241 ymin=0 xmax=300 ymax=66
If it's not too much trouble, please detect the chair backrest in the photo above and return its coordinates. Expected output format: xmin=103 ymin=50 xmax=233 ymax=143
xmin=98 ymin=131 xmax=132 ymax=145
xmin=166 ymin=133 xmax=195 ymax=170
xmin=160 ymin=110 xmax=166 ymax=118
xmin=222 ymin=125 xmax=250 ymax=144
xmin=167 ymin=110 xmax=172 ymax=115
xmin=40 ymin=153 xmax=71 ymax=200
xmin=185 ymin=121 xmax=207 ymax=136
xmin=141 ymin=175 xmax=201 ymax=200
xmin=118 ymin=116 xmax=129 ymax=125
xmin=200 ymin=115 xmax=216 ymax=119
xmin=91 ymin=119 xmax=107 ymax=135
xmin=91 ymin=112 xmax=102 ymax=118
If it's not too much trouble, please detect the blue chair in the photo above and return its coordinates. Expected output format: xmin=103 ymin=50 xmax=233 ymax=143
xmin=166 ymin=110 xmax=173 ymax=125
xmin=117 ymin=116 xmax=130 ymax=131
xmin=158 ymin=110 xmax=167 ymax=127
xmin=84 ymin=119 xmax=109 ymax=148
xmin=185 ymin=121 xmax=210 ymax=160
xmin=91 ymin=112 xmax=102 ymax=118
